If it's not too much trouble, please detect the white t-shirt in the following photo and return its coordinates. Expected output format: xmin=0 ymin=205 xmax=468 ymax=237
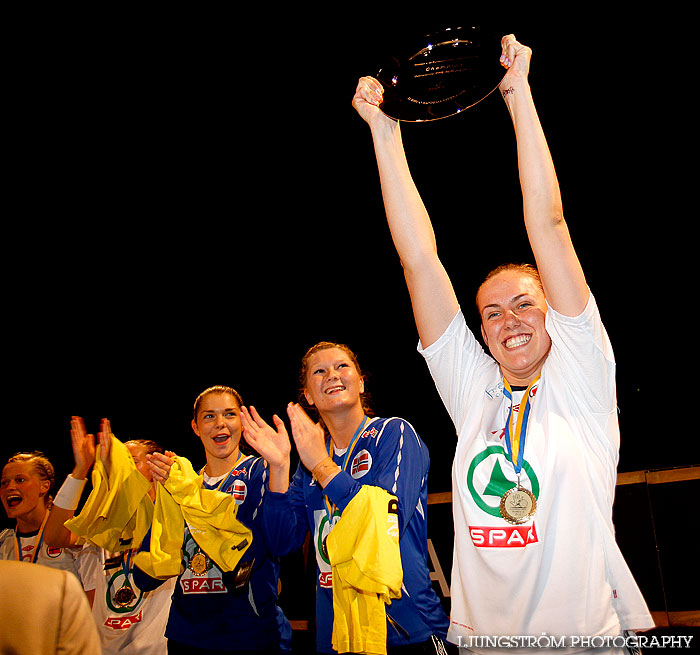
xmin=79 ymin=544 xmax=174 ymax=655
xmin=418 ymin=293 xmax=654 ymax=654
xmin=0 ymin=525 xmax=82 ymax=578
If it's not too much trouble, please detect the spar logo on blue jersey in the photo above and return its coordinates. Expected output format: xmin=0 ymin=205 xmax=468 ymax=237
xmin=350 ymin=450 xmax=372 ymax=479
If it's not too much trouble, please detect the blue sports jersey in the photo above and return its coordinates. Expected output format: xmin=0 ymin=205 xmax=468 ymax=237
xmin=264 ymin=416 xmax=448 ymax=654
xmin=134 ymin=455 xmax=291 ymax=653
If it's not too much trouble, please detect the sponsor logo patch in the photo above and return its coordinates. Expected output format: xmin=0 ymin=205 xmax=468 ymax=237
xmin=468 ymin=523 xmax=539 ymax=548
xmin=105 ymin=610 xmax=143 ymax=630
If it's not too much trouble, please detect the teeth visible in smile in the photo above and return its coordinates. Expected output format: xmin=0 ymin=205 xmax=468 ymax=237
xmin=6 ymin=495 xmax=21 ymax=507
xmin=325 ymin=385 xmax=345 ymax=394
xmin=505 ymin=334 xmax=531 ymax=349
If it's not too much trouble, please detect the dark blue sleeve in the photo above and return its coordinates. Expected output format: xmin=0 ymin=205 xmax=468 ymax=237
xmin=131 ymin=528 xmax=166 ymax=592
xmin=323 ymin=418 xmax=428 ymax=535
xmin=261 ymin=462 xmax=311 ymax=557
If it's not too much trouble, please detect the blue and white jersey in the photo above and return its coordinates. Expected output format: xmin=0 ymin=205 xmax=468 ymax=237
xmin=134 ymin=454 xmax=291 ymax=653
xmin=264 ymin=416 xmax=448 ymax=654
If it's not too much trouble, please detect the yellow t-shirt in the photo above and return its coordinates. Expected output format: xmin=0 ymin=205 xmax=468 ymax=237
xmin=135 ymin=456 xmax=253 ymax=579
xmin=326 ymin=486 xmax=403 ymax=655
xmin=65 ymin=436 xmax=152 ymax=552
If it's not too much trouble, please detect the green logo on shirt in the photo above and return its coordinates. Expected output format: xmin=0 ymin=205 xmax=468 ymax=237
xmin=467 ymin=446 xmax=540 ymax=518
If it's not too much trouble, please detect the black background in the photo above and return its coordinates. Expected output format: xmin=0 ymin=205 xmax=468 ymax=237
xmin=3 ymin=7 xmax=693 ymax=517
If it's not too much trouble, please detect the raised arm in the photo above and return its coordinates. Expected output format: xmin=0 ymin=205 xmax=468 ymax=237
xmin=499 ymin=35 xmax=589 ymax=316
xmin=44 ymin=417 xmax=94 ymax=547
xmin=353 ymin=78 xmax=459 ymax=348
xmin=240 ymin=406 xmax=291 ymax=493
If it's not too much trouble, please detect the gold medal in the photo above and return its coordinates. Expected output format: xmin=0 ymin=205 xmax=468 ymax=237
xmin=114 ymin=585 xmax=136 ymax=607
xmin=500 ymin=485 xmax=537 ymax=524
xmin=189 ymin=551 xmax=209 ymax=576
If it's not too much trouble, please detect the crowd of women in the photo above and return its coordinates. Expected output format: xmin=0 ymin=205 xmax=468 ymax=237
xmin=0 ymin=36 xmax=654 ymax=655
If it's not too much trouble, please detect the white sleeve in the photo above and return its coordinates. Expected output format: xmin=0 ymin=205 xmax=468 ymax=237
xmin=418 ymin=309 xmax=499 ymax=435
xmin=74 ymin=543 xmax=101 ymax=592
xmin=545 ymin=292 xmax=617 ymax=415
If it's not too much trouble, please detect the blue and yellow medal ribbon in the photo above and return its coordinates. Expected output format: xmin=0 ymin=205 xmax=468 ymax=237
xmin=502 ymin=377 xmax=540 ymax=475
xmin=14 ymin=510 xmax=49 ymax=563
xmin=322 ymin=416 xmax=369 ymax=522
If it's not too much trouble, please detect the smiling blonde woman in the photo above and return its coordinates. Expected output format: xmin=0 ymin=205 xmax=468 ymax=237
xmin=0 ymin=451 xmax=81 ymax=576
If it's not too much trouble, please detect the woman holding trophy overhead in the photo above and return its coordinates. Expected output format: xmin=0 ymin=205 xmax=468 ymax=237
xmin=351 ymin=34 xmax=654 ymax=652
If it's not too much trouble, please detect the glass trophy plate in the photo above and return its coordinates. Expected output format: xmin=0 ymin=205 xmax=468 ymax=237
xmin=376 ymin=26 xmax=505 ymax=122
